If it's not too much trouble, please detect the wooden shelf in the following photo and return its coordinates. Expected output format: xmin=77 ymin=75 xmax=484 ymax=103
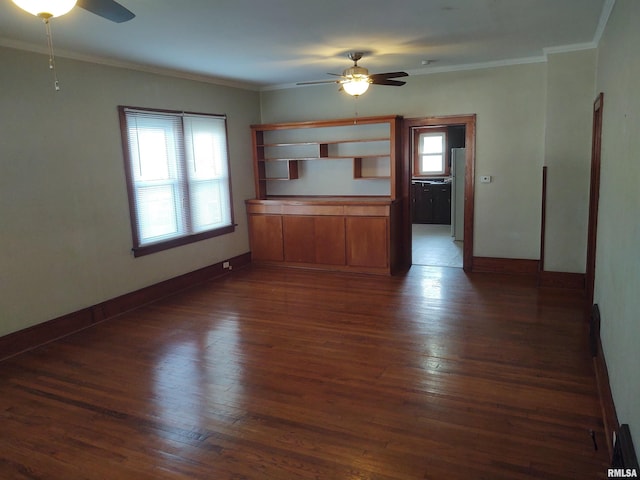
xmin=256 ymin=138 xmax=389 ymax=148
xmin=259 ymin=157 xmax=317 ymax=162
xmin=259 ymin=142 xmax=389 ymax=162
xmin=257 ymin=141 xmax=319 ymax=147
xmin=258 ymin=159 xmax=299 ymax=181
xmin=354 ymin=176 xmax=391 ymax=180
xmin=353 ymin=157 xmax=391 ymax=179
xmin=259 ymin=155 xmax=389 ymax=162
xmin=250 ymin=115 xmax=401 ymax=199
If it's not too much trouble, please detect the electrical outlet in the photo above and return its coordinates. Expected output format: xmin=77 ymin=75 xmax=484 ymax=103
xmin=480 ymin=175 xmax=492 ymax=183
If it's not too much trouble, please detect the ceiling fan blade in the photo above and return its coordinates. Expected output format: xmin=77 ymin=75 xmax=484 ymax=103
xmin=77 ymin=0 xmax=135 ymax=23
xmin=296 ymin=80 xmax=342 ymax=85
xmin=369 ymin=71 xmax=409 ymax=81
xmin=370 ymin=78 xmax=406 ymax=86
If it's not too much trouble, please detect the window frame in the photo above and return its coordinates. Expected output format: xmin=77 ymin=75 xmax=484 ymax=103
xmin=118 ymin=106 xmax=235 ymax=257
xmin=412 ymin=127 xmax=449 ymax=177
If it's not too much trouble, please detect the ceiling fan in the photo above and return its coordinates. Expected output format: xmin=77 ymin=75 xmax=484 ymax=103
xmin=11 ymin=0 xmax=135 ymax=23
xmin=297 ymin=52 xmax=408 ymax=96
xmin=76 ymin=0 xmax=135 ymax=23
xmin=11 ymin=0 xmax=135 ymax=90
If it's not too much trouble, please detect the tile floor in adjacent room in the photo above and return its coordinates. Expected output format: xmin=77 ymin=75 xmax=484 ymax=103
xmin=412 ymin=223 xmax=463 ymax=268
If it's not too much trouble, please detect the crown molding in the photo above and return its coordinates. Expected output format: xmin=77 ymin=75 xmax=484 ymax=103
xmin=543 ymin=42 xmax=597 ymax=56
xmin=0 ymin=37 xmax=261 ymax=92
xmin=261 ymin=55 xmax=550 ymax=92
xmin=542 ymin=0 xmax=617 ymax=57
xmin=405 ymin=55 xmax=548 ymax=77
xmin=593 ymin=0 xmax=616 ymax=45
xmin=4 ymin=0 xmax=615 ymax=95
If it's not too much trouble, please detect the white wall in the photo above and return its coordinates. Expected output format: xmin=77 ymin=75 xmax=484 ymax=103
xmin=262 ymin=62 xmax=549 ymax=260
xmin=0 ymin=46 xmax=260 ymax=337
xmin=594 ymin=0 xmax=640 ymax=456
xmin=543 ymin=50 xmax=597 ymax=273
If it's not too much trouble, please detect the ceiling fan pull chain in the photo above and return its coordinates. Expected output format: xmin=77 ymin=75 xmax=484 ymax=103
xmin=43 ymin=17 xmax=61 ymax=91
xmin=353 ymin=96 xmax=359 ymax=124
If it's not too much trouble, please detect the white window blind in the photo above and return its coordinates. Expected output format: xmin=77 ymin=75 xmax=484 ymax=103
xmin=120 ymin=107 xmax=234 ymax=256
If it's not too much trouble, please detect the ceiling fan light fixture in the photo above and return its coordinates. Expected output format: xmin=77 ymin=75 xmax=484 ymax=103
xmin=296 ymin=52 xmax=407 ymax=97
xmin=12 ymin=0 xmax=78 ymax=91
xmin=12 ymin=0 xmax=77 ymax=19
xmin=342 ymin=76 xmax=370 ymax=96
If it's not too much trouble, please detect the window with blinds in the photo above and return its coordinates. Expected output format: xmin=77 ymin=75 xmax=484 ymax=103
xmin=119 ymin=107 xmax=234 ymax=256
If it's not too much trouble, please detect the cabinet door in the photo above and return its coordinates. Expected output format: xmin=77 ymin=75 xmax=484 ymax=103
xmin=433 ymin=185 xmax=451 ymax=224
xmin=283 ymin=216 xmax=346 ymax=265
xmin=411 ymin=183 xmax=420 ymax=223
xmin=345 ymin=217 xmax=389 ymax=268
xmin=413 ymin=185 xmax=433 ymax=224
xmin=283 ymin=216 xmax=315 ymax=263
xmin=248 ymin=215 xmax=284 ymax=261
xmin=314 ymin=216 xmax=346 ymax=265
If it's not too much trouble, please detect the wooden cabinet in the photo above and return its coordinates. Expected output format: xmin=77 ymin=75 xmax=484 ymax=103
xmin=412 ymin=182 xmax=451 ymax=224
xmin=247 ymin=115 xmax=405 ymax=275
xmin=247 ymin=214 xmax=283 ymax=261
xmin=433 ymin=184 xmax=452 ymax=224
xmin=246 ymin=199 xmax=399 ymax=275
xmin=346 ymin=216 xmax=388 ymax=269
xmin=412 ymin=183 xmax=430 ymax=224
xmin=283 ymin=215 xmax=345 ymax=265
xmin=282 ymin=216 xmax=315 ymax=263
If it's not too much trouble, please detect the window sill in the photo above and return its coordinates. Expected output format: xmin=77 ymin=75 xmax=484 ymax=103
xmin=132 ymin=224 xmax=236 ymax=257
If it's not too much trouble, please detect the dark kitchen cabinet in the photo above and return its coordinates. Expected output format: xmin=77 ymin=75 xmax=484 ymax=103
xmin=412 ymin=182 xmax=451 ymax=224
xmin=412 ymin=183 xmax=431 ymax=223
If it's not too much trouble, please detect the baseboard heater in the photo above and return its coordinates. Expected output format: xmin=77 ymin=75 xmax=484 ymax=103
xmin=612 ymin=424 xmax=639 ymax=470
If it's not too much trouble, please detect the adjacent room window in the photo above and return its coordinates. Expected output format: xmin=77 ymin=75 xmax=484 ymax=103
xmin=413 ymin=129 xmax=448 ymax=176
xmin=119 ymin=106 xmax=234 ymax=257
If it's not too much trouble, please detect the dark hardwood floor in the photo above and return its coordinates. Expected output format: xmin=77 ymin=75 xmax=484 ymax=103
xmin=0 ymin=265 xmax=608 ymax=479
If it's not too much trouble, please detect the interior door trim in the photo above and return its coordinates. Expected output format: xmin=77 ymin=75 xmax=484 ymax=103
xmin=402 ymin=114 xmax=476 ymax=271
xmin=585 ymin=92 xmax=604 ymax=316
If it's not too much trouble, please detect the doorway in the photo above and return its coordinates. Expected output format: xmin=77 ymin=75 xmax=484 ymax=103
xmin=402 ymin=115 xmax=476 ymax=271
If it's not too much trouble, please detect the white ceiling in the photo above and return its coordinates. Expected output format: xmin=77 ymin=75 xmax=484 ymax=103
xmin=0 ymin=0 xmax=610 ymax=90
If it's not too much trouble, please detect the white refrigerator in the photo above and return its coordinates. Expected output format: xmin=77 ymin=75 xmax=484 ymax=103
xmin=451 ymin=148 xmax=465 ymax=241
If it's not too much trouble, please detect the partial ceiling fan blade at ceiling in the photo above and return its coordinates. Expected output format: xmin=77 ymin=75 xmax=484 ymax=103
xmin=368 ymin=72 xmax=409 ymax=81
xmin=76 ymin=0 xmax=135 ymax=23
xmin=370 ymin=78 xmax=406 ymax=86
xmin=296 ymin=80 xmax=341 ymax=85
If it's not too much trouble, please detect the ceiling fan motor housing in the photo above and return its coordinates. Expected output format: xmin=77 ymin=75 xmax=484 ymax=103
xmin=343 ymin=65 xmax=370 ymax=80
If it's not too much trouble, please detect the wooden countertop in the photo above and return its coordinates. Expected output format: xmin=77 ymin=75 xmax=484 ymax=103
xmin=246 ymin=196 xmax=398 ymax=206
